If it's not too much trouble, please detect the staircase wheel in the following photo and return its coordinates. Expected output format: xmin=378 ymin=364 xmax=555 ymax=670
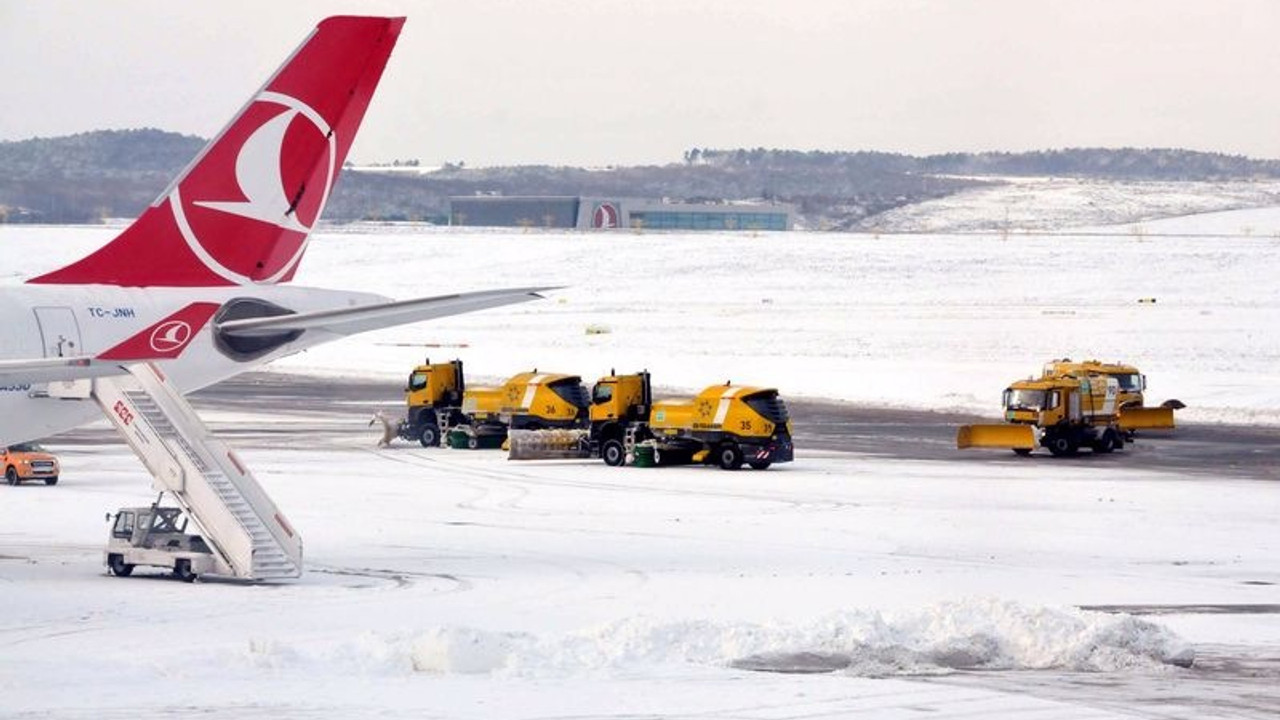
xmin=173 ymin=559 xmax=197 ymax=583
xmin=108 ymin=554 xmax=134 ymax=577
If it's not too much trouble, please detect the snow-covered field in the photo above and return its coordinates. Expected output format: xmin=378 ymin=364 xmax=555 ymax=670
xmin=2 ymin=195 xmax=1279 ymax=718
xmin=245 ymin=205 xmax=1278 ymax=426
xmin=865 ymin=177 xmax=1280 ymax=233
xmin=9 ymin=201 xmax=1280 ymax=424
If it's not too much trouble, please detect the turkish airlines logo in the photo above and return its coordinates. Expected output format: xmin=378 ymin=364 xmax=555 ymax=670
xmin=97 ymin=302 xmax=220 ymax=362
xmin=148 ymin=321 xmax=193 ymax=353
xmin=170 ymin=91 xmax=337 ymax=285
xmin=593 ymin=203 xmax=619 ymax=229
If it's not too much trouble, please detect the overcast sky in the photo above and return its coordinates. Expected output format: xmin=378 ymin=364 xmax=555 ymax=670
xmin=3 ymin=1 xmax=1280 ymax=167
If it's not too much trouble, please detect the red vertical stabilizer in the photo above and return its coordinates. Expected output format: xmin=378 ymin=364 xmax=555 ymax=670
xmin=30 ymin=16 xmax=405 ymax=287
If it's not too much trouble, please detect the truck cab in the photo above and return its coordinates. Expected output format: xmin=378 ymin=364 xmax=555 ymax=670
xmin=405 ymin=359 xmax=465 ymax=410
xmin=588 ymin=372 xmax=654 ymax=465
xmin=590 ymin=371 xmax=652 ymax=425
xmin=400 ymin=359 xmax=466 ymax=446
xmin=3 ymin=442 xmax=60 ymax=486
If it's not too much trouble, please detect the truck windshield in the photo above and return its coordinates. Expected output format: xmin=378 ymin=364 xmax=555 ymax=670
xmin=1114 ymin=373 xmax=1142 ymax=391
xmin=591 ymin=383 xmax=614 ymax=404
xmin=550 ymin=379 xmax=590 ymax=409
xmin=1005 ymin=389 xmax=1047 ymax=410
xmin=112 ymin=512 xmax=134 ymax=538
xmin=408 ymin=372 xmax=427 ymax=391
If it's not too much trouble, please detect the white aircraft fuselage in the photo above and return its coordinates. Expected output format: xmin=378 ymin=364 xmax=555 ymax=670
xmin=0 ymin=283 xmax=383 ymax=443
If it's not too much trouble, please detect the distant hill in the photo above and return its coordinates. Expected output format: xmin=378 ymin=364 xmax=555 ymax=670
xmin=3 ymin=130 xmax=1280 ymax=228
xmin=0 ymin=129 xmax=203 ymax=223
xmin=915 ymin=147 xmax=1280 ymax=180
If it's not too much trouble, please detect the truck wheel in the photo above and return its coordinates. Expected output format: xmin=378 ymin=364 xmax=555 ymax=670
xmin=44 ymin=476 xmax=59 ymax=486
xmin=602 ymin=440 xmax=626 ymax=467
xmin=1013 ymin=448 xmax=1032 ymax=456
xmin=717 ymin=443 xmax=744 ymax=470
xmin=1093 ymin=429 xmax=1118 ymax=454
xmin=108 ymin=554 xmax=134 ymax=577
xmin=5 ymin=467 xmax=18 ymax=485
xmin=174 ymin=559 xmax=197 ymax=583
xmin=466 ymin=436 xmax=479 ymax=450
xmin=1046 ymin=435 xmax=1078 ymax=457
xmin=748 ymin=460 xmax=772 ymax=470
xmin=419 ymin=425 xmax=440 ymax=448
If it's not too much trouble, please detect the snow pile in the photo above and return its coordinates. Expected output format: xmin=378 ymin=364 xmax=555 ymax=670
xmin=400 ymin=600 xmax=1190 ymax=677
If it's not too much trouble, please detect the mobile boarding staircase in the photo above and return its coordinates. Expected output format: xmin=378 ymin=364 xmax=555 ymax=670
xmin=82 ymin=364 xmax=302 ymax=581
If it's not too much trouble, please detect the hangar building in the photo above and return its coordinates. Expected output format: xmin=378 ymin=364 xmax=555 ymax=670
xmin=449 ymin=196 xmax=793 ymax=231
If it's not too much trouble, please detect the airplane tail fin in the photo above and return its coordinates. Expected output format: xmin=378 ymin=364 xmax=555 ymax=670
xmin=29 ymin=16 xmax=405 ymax=287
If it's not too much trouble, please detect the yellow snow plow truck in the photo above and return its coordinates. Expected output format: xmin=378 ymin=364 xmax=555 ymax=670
xmin=512 ymin=371 xmax=795 ymax=469
xmin=397 ymin=361 xmax=590 ymax=447
xmin=1041 ymin=359 xmax=1182 ymax=431
xmin=957 ymin=373 xmax=1127 ymax=456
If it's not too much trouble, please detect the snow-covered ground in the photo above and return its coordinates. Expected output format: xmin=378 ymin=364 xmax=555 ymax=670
xmin=1 ymin=193 xmax=1279 ymax=717
xmin=865 ymin=177 xmax=1280 ymax=233
xmin=3 ymin=441 xmax=1276 ymax=718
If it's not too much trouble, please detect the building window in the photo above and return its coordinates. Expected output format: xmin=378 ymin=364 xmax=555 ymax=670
xmin=629 ymin=210 xmax=787 ymax=231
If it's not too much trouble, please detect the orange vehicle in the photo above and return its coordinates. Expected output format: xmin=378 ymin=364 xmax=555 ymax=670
xmin=3 ymin=442 xmax=60 ymax=486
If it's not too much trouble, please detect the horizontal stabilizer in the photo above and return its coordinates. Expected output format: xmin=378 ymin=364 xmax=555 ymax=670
xmin=216 ymin=287 xmax=555 ymax=338
xmin=957 ymin=424 xmax=1037 ymax=450
xmin=0 ymin=356 xmax=125 ymax=385
xmin=97 ymin=302 xmax=220 ymax=360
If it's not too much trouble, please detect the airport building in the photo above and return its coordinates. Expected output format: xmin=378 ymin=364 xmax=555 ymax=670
xmin=449 ymin=196 xmax=794 ymax=231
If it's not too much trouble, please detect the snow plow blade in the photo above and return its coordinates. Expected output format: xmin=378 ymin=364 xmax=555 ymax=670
xmin=956 ymin=424 xmax=1037 ymax=450
xmin=507 ymin=429 xmax=592 ymax=460
xmin=1118 ymin=406 xmax=1176 ymax=431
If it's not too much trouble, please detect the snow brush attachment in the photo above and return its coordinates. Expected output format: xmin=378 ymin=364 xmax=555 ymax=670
xmin=507 ymin=429 xmax=592 ymax=461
